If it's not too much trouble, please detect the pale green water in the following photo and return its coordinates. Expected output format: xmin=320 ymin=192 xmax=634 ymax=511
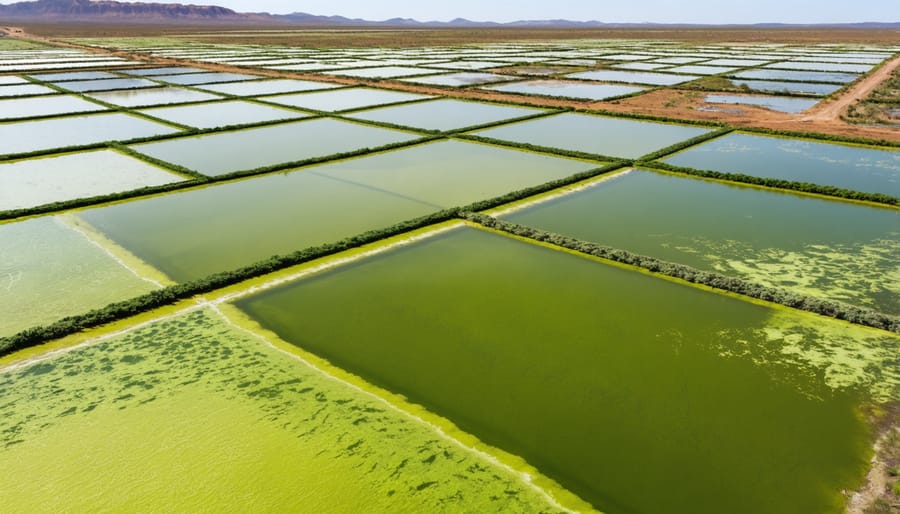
xmin=238 ymin=226 xmax=892 ymax=514
xmin=503 ymin=170 xmax=900 ymax=314
xmin=86 ymin=86 xmax=223 ymax=107
xmin=0 ymin=113 xmax=181 ymax=156
xmin=0 ymin=150 xmax=185 ymax=211
xmin=194 ymin=78 xmax=339 ymax=96
xmin=472 ymin=112 xmax=712 ymax=159
xmin=663 ymin=132 xmax=900 ymax=196
xmin=0 ymin=216 xmax=158 ymax=338
xmin=0 ymin=95 xmax=106 ymax=120
xmin=79 ymin=140 xmax=593 ymax=281
xmin=484 ymin=80 xmax=645 ymax=100
xmin=139 ymin=100 xmax=305 ymax=129
xmin=348 ymin=99 xmax=544 ymax=131
xmin=263 ymin=88 xmax=432 ymax=112
xmin=0 ymin=308 xmax=560 ymax=513
xmin=128 ymin=119 xmax=420 ymax=176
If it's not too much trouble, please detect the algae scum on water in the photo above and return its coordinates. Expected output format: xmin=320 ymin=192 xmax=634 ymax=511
xmin=0 ymin=308 xmax=563 ymax=513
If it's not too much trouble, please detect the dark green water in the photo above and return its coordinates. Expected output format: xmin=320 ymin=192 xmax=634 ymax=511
xmin=663 ymin=132 xmax=900 ymax=196
xmin=237 ymin=227 xmax=886 ymax=514
xmin=503 ymin=170 xmax=900 ymax=314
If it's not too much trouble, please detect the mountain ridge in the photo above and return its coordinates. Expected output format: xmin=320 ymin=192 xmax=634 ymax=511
xmin=0 ymin=0 xmax=897 ymax=27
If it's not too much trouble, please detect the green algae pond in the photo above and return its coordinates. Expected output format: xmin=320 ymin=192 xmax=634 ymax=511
xmin=0 ymin=216 xmax=162 ymax=338
xmin=77 ymin=140 xmax=598 ymax=281
xmin=501 ymin=169 xmax=900 ymax=314
xmin=0 ymin=307 xmax=564 ymax=512
xmin=236 ymin=226 xmax=897 ymax=514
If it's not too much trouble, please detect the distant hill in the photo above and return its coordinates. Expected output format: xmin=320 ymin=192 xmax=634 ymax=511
xmin=0 ymin=0 xmax=271 ymax=22
xmin=0 ymin=0 xmax=897 ymax=27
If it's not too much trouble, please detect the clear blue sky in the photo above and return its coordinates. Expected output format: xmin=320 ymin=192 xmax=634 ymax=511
xmin=2 ymin=0 xmax=896 ymax=23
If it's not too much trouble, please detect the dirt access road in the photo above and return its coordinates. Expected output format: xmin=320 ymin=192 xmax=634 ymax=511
xmin=3 ymin=27 xmax=898 ymax=142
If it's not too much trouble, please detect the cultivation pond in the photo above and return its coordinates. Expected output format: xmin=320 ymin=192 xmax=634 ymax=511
xmin=766 ymin=62 xmax=873 ymax=73
xmin=705 ymin=94 xmax=818 ymax=113
xmin=0 ymin=216 xmax=159 ymax=338
xmin=400 ymin=72 xmax=517 ymax=87
xmin=729 ymin=79 xmax=843 ymax=96
xmin=503 ymin=169 xmax=899 ymax=314
xmin=121 ymin=66 xmax=209 ymax=76
xmin=0 ymin=113 xmax=181 ymax=156
xmin=347 ymin=99 xmax=544 ymax=131
xmin=262 ymin=88 xmax=432 ymax=112
xmin=0 ymin=84 xmax=56 ymax=97
xmin=151 ymin=72 xmax=261 ymax=85
xmin=194 ymin=78 xmax=339 ymax=97
xmin=731 ymin=69 xmax=859 ymax=84
xmin=0 ymin=95 xmax=106 ymax=120
xmin=471 ymin=112 xmax=712 ymax=159
xmin=662 ymin=132 xmax=900 ymax=196
xmin=86 ymin=87 xmax=223 ymax=107
xmin=0 ymin=150 xmax=185 ymax=211
xmin=0 ymin=308 xmax=559 ymax=512
xmin=565 ymin=70 xmax=699 ymax=86
xmin=56 ymin=78 xmax=161 ymax=93
xmin=30 ymin=71 xmax=120 ymax=81
xmin=129 ymin=119 xmax=419 ymax=176
xmin=323 ymin=66 xmax=432 ymax=78
xmin=79 ymin=140 xmax=594 ymax=281
xmin=139 ymin=100 xmax=306 ymax=129
xmin=483 ymin=80 xmax=645 ymax=100
xmin=236 ymin=226 xmax=895 ymax=514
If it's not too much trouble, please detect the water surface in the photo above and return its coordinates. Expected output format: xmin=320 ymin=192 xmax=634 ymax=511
xmin=139 ymin=100 xmax=306 ymax=129
xmin=663 ymin=132 xmax=900 ymax=196
xmin=129 ymin=119 xmax=419 ymax=176
xmin=238 ymin=226 xmax=887 ymax=514
xmin=348 ymin=98 xmax=544 ymax=131
xmin=484 ymin=80 xmax=645 ymax=100
xmin=472 ymin=112 xmax=712 ymax=159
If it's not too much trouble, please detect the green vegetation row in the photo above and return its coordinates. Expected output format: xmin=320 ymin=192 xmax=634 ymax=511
xmin=637 ymin=127 xmax=734 ymax=161
xmin=641 ymin=161 xmax=899 ymax=206
xmin=0 ymin=160 xmax=628 ymax=354
xmin=736 ymin=125 xmax=900 ymax=149
xmin=0 ymin=208 xmax=460 ymax=357
xmin=461 ymin=212 xmax=900 ymax=333
xmin=0 ymin=134 xmax=442 ymax=221
xmin=455 ymin=133 xmax=622 ymax=163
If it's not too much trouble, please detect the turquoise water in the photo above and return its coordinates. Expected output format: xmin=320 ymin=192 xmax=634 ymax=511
xmin=663 ymin=132 xmax=900 ymax=196
xmin=237 ymin=226 xmax=888 ymax=514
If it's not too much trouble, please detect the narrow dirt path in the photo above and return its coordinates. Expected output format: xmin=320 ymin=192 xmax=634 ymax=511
xmin=801 ymin=53 xmax=900 ymax=122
